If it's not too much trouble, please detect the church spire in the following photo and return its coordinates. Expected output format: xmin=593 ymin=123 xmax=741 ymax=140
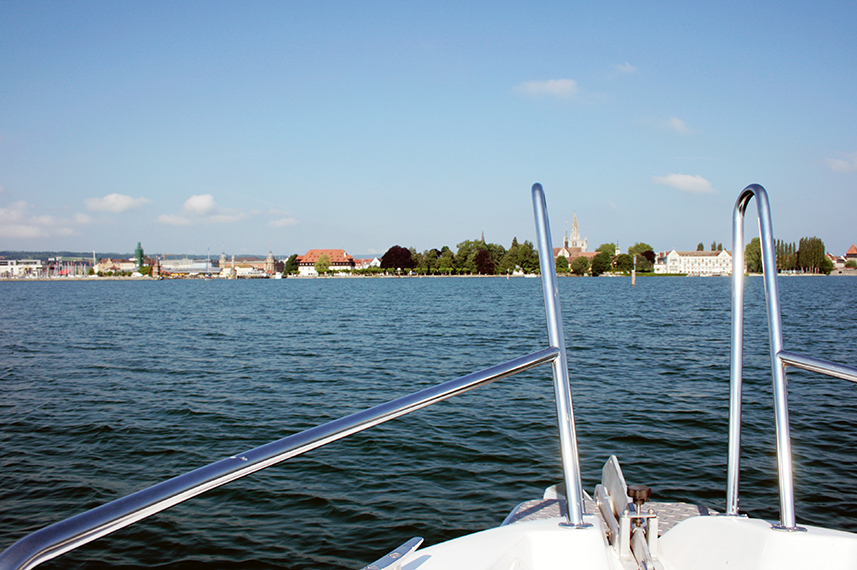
xmin=567 ymin=211 xmax=588 ymax=253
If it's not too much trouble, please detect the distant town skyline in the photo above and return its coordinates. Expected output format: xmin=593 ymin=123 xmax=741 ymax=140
xmin=1 ymin=205 xmax=855 ymax=262
xmin=1 ymin=2 xmax=855 ymax=256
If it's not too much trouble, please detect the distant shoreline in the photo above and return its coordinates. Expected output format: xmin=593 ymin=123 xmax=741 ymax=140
xmin=3 ymin=270 xmax=856 ymax=283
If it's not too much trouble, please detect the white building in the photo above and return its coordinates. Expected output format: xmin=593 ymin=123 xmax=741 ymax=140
xmin=96 ymin=258 xmax=137 ymax=274
xmin=296 ymin=249 xmax=356 ymax=276
xmin=160 ymin=257 xmax=217 ymax=274
xmin=655 ymin=250 xmax=732 ymax=276
xmin=354 ymin=258 xmax=381 ymax=270
xmin=0 ymin=259 xmax=44 ymax=278
xmin=554 ymin=212 xmax=593 ymax=263
xmin=567 ymin=212 xmax=587 ymax=252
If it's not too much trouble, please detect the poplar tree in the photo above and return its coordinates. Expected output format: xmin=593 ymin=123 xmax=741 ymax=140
xmin=797 ymin=237 xmax=825 ymax=274
xmin=744 ymin=238 xmax=762 ymax=273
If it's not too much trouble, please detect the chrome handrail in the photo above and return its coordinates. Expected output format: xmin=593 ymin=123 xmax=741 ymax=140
xmin=778 ymin=351 xmax=857 ymax=384
xmin=0 ymin=184 xmax=584 ymax=570
xmin=727 ymin=184 xmax=857 ymax=530
xmin=532 ymin=183 xmax=587 ymax=528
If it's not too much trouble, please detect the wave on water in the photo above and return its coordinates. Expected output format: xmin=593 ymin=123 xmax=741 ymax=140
xmin=1 ymin=277 xmax=855 ymax=569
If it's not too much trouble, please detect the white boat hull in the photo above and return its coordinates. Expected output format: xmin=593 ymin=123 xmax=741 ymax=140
xmin=404 ymin=513 xmax=857 ymax=570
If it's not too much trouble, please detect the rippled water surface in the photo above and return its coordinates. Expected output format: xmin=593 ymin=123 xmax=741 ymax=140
xmin=1 ymin=276 xmax=855 ymax=568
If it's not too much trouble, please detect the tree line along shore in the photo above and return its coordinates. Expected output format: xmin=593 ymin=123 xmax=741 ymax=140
xmin=3 ymin=233 xmax=849 ymax=280
xmin=299 ymin=238 xmax=657 ymax=277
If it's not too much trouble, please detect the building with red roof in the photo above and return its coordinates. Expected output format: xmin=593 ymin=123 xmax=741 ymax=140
xmin=296 ymin=249 xmax=355 ymax=275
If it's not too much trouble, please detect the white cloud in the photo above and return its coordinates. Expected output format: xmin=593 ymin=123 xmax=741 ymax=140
xmin=0 ymin=200 xmax=86 ymax=238
xmin=30 ymin=214 xmax=58 ymax=226
xmin=183 ymin=194 xmax=217 ymax=215
xmin=824 ymin=152 xmax=857 ymax=173
xmin=0 ymin=200 xmax=28 ymax=224
xmin=639 ymin=116 xmax=697 ymax=134
xmin=514 ymin=79 xmax=578 ymax=99
xmin=86 ymin=193 xmax=152 ymax=213
xmin=0 ymin=224 xmax=45 ymax=239
xmin=0 ymin=201 xmax=44 ymax=238
xmin=269 ymin=217 xmax=298 ymax=228
xmin=612 ymin=62 xmax=638 ymax=75
xmin=158 ymin=214 xmax=193 ymax=226
xmin=158 ymin=194 xmax=245 ymax=225
xmin=652 ymin=173 xmax=715 ymax=194
xmin=666 ymin=117 xmax=693 ymax=134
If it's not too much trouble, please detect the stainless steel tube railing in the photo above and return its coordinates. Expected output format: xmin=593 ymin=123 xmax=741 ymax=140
xmin=778 ymin=351 xmax=857 ymax=384
xmin=0 ymin=184 xmax=585 ymax=569
xmin=727 ymin=183 xmax=857 ymax=530
xmin=0 ymin=348 xmax=560 ymax=570
xmin=532 ymin=183 xmax=587 ymax=528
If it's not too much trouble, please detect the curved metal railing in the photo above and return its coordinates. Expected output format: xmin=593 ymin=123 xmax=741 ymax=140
xmin=727 ymin=184 xmax=857 ymax=531
xmin=0 ymin=184 xmax=586 ymax=570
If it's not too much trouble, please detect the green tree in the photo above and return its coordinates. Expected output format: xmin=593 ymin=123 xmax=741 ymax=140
xmin=634 ymin=254 xmax=654 ymax=272
xmin=846 ymin=259 xmax=857 ymax=269
xmin=556 ymin=256 xmax=569 ymax=274
xmin=596 ymin=243 xmax=616 ymax=255
xmin=821 ymin=256 xmax=834 ymax=275
xmin=797 ymin=236 xmax=826 ymax=274
xmin=590 ymin=251 xmax=612 ymax=276
xmin=775 ymin=239 xmax=785 ymax=271
xmin=776 ymin=240 xmax=798 ymax=272
xmin=627 ymin=242 xmax=653 ymax=257
xmin=285 ymin=253 xmax=299 ymax=274
xmin=314 ymin=254 xmax=330 ymax=275
xmin=409 ymin=247 xmax=422 ymax=272
xmin=787 ymin=242 xmax=797 ymax=270
xmin=499 ymin=237 xmax=520 ymax=274
xmin=454 ymin=240 xmax=484 ymax=274
xmin=627 ymin=242 xmax=655 ymax=272
xmin=614 ymin=253 xmax=633 ymax=272
xmin=486 ymin=242 xmax=506 ymax=273
xmin=717 ymin=243 xmax=723 ymax=251
xmin=571 ymin=256 xmax=590 ymax=276
xmin=517 ymin=240 xmax=540 ymax=274
xmin=498 ymin=251 xmax=516 ymax=274
xmin=419 ymin=248 xmax=440 ymax=274
xmin=711 ymin=241 xmax=717 ymax=251
xmin=438 ymin=246 xmax=455 ymax=274
xmin=697 ymin=243 xmax=705 ymax=251
xmin=745 ymin=238 xmax=762 ymax=273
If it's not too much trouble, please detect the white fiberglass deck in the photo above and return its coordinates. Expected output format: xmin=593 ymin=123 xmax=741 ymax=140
xmin=399 ymin=498 xmax=857 ymax=570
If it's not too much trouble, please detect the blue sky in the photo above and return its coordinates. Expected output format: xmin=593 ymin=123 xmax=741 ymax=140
xmin=1 ymin=1 xmax=855 ymax=258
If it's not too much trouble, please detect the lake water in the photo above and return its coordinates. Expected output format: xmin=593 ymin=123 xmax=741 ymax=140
xmin=1 ymin=276 xmax=855 ymax=569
